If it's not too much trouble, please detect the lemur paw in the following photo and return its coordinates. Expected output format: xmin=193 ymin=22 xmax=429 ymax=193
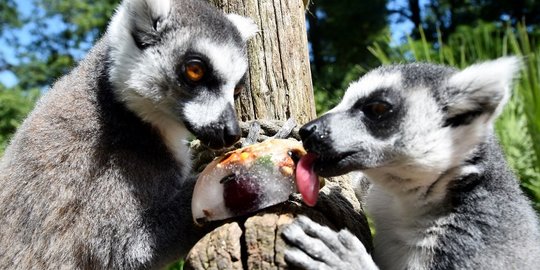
xmin=282 ymin=215 xmax=378 ymax=270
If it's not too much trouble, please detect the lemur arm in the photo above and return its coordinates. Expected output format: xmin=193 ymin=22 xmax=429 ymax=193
xmin=282 ymin=215 xmax=378 ymax=270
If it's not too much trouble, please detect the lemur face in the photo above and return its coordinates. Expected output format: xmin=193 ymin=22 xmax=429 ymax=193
xmin=300 ymin=58 xmax=519 ymax=179
xmin=108 ymin=0 xmax=257 ymax=149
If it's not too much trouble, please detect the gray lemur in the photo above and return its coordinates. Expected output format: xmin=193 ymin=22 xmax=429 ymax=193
xmin=283 ymin=57 xmax=540 ymax=269
xmin=0 ymin=0 xmax=257 ymax=268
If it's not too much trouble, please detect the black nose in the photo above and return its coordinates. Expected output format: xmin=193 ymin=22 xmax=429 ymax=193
xmin=198 ymin=122 xmax=240 ymax=150
xmin=223 ymin=121 xmax=241 ymax=147
xmin=299 ymin=120 xmax=319 ymax=142
xmin=186 ymin=104 xmax=241 ymax=150
xmin=299 ymin=118 xmax=325 ymax=153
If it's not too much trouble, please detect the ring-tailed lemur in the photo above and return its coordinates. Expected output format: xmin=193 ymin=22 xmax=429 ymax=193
xmin=283 ymin=57 xmax=540 ymax=269
xmin=0 ymin=0 xmax=257 ymax=268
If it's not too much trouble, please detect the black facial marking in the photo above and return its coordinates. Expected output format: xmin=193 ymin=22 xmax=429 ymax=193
xmin=443 ymin=109 xmax=484 ymax=127
xmin=350 ymin=88 xmax=405 ymax=139
xmin=131 ymin=31 xmax=148 ymax=50
xmin=177 ymin=52 xmax=221 ymax=92
xmin=131 ymin=22 xmax=161 ymax=51
xmin=362 ymin=101 xmax=394 ymax=121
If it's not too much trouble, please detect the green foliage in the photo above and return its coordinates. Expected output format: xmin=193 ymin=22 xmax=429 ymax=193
xmin=37 ymin=0 xmax=118 ymax=43
xmin=0 ymin=0 xmax=21 ymax=33
xmin=0 ymin=86 xmax=39 ymax=155
xmin=0 ymin=0 xmax=118 ymax=152
xmin=369 ymin=23 xmax=540 ymax=210
xmin=395 ymin=0 xmax=540 ymax=42
xmin=10 ymin=53 xmax=76 ymax=90
xmin=167 ymin=260 xmax=184 ymax=270
xmin=1 ymin=0 xmax=119 ymax=89
xmin=308 ymin=0 xmax=388 ymax=71
xmin=308 ymin=0 xmax=390 ymax=115
xmin=313 ymin=64 xmax=367 ymax=114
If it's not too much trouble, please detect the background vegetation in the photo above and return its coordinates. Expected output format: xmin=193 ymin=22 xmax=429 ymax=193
xmin=0 ymin=1 xmax=539 ymax=206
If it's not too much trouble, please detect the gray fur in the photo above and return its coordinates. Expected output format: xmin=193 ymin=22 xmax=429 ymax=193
xmin=284 ymin=58 xmax=540 ymax=269
xmin=0 ymin=0 xmax=256 ymax=268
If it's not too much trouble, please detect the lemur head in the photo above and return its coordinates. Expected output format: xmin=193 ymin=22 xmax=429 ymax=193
xmin=300 ymin=57 xmax=520 ymax=182
xmin=107 ymin=0 xmax=257 ymax=149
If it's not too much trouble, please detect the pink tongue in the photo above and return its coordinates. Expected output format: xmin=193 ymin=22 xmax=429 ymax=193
xmin=295 ymin=153 xmax=320 ymax=206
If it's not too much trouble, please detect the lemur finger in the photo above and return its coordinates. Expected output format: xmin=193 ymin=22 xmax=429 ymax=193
xmin=282 ymin=222 xmax=340 ymax=263
xmin=337 ymin=229 xmax=379 ymax=270
xmin=337 ymin=229 xmax=367 ymax=252
xmin=284 ymin=247 xmax=333 ymax=270
xmin=295 ymin=215 xmax=347 ymax=255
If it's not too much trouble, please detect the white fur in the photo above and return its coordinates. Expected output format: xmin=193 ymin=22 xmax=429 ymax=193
xmin=106 ymin=0 xmax=193 ymax=173
xmin=108 ymin=23 xmax=192 ymax=172
xmin=182 ymin=95 xmax=231 ymax=128
xmin=367 ymin=185 xmax=435 ymax=270
xmin=447 ymin=57 xmax=521 ymax=121
xmin=331 ymin=58 xmax=521 ymax=270
xmin=195 ymin=39 xmax=248 ymax=102
xmin=106 ymin=1 xmax=250 ymax=170
xmin=150 ymin=0 xmax=171 ymax=20
xmin=348 ymin=58 xmax=519 ymax=201
xmin=331 ymin=72 xmax=403 ymax=113
xmin=325 ymin=72 xmax=404 ymax=171
xmin=108 ymin=6 xmax=142 ymax=93
xmin=285 ymin=57 xmax=532 ymax=270
xmin=180 ymin=39 xmax=248 ymax=129
xmin=362 ymin=58 xmax=520 ymax=269
xmin=153 ymin=116 xmax=193 ymax=178
xmin=108 ymin=0 xmax=172 ymax=92
xmin=367 ymin=164 xmax=482 ymax=270
xmin=226 ymin=14 xmax=259 ymax=41
xmin=365 ymin=88 xmax=455 ymax=199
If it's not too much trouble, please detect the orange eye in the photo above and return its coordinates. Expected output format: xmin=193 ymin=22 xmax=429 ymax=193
xmin=184 ymin=59 xmax=206 ymax=83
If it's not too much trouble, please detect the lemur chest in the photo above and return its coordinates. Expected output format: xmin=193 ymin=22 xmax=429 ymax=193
xmin=367 ymin=187 xmax=439 ymax=270
xmin=371 ymin=226 xmax=437 ymax=270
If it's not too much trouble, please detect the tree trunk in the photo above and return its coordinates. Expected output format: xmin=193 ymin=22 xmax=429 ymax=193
xmin=208 ymin=0 xmax=316 ymax=124
xmin=408 ymin=0 xmax=421 ymax=31
xmin=184 ymin=1 xmax=372 ymax=269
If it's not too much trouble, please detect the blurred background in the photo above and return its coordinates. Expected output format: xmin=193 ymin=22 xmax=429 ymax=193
xmin=0 ymin=0 xmax=538 ymax=213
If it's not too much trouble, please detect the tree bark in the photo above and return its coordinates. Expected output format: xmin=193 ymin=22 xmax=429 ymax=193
xmin=184 ymin=1 xmax=372 ymax=269
xmin=408 ymin=0 xmax=421 ymax=30
xmin=208 ymin=0 xmax=316 ymax=124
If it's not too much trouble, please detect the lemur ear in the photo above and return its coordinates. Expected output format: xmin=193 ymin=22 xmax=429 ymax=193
xmin=443 ymin=57 xmax=521 ymax=127
xmin=124 ymin=0 xmax=172 ymax=49
xmin=227 ymin=14 xmax=259 ymax=42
